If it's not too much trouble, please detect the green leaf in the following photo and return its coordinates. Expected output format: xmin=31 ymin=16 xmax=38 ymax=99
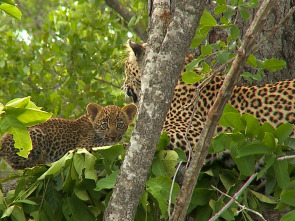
xmin=246 ymin=54 xmax=257 ymax=67
xmin=152 ymin=157 xmax=166 ymax=176
xmin=257 ymin=154 xmax=275 ymax=179
xmin=173 ymin=148 xmax=187 ymax=162
xmin=74 ymin=187 xmax=90 ymax=201
xmin=275 ymin=123 xmax=294 ymax=144
xmin=262 ymin=132 xmax=276 ymax=151
xmin=217 ymin=0 xmax=226 ymax=4
xmin=0 ymin=0 xmax=16 ymax=5
xmin=190 ymin=188 xmax=213 ymax=206
xmin=281 ymin=210 xmax=295 ymax=221
xmin=257 ymin=122 xmax=275 ymax=140
xmin=186 ymin=56 xmax=204 ymax=72
xmin=15 ymin=108 xmax=52 ymax=127
xmin=230 ymin=25 xmax=240 ymax=40
xmin=146 ymin=176 xmax=180 ymax=219
xmin=273 ymin=160 xmax=290 ymax=189
xmin=214 ymin=5 xmax=227 ymax=15
xmin=237 ymin=142 xmax=272 ymax=158
xmin=0 ymin=115 xmax=31 ymax=157
xmin=62 ymin=196 xmax=95 ymax=221
xmin=262 ymin=58 xmax=286 ymax=71
xmin=219 ymin=173 xmax=237 ymax=190
xmin=95 ymin=170 xmax=118 ymax=191
xmin=201 ymin=62 xmax=210 ymax=73
xmin=280 ymin=190 xmax=295 ymax=206
xmin=200 ymin=10 xmax=217 ymax=26
xmin=216 ymin=50 xmax=230 ymax=64
xmin=231 ymin=145 xmax=255 ymax=176
xmin=93 ymin=144 xmax=124 ymax=162
xmin=0 ymin=3 xmax=22 ymax=19
xmin=201 ymin=44 xmax=212 ymax=56
xmin=128 ymin=15 xmax=136 ymax=27
xmin=73 ymin=151 xmax=85 ymax=175
xmin=1 ymin=205 xmax=15 ymax=218
xmin=238 ymin=7 xmax=249 ymax=20
xmin=45 ymin=180 xmax=61 ymax=213
xmin=84 ymin=150 xmax=97 ymax=181
xmin=250 ymin=189 xmax=276 ymax=204
xmin=182 ymin=71 xmax=202 ymax=84
xmin=223 ymin=104 xmax=240 ymax=114
xmin=241 ymin=114 xmax=260 ymax=138
xmin=140 ymin=191 xmax=148 ymax=211
xmin=6 ymin=97 xmax=30 ymax=108
xmin=212 ymin=133 xmax=232 ymax=153
xmin=191 ymin=28 xmax=208 ymax=48
xmin=11 ymin=205 xmax=26 ymax=221
xmin=157 ymin=132 xmax=170 ymax=151
xmin=219 ymin=112 xmax=244 ymax=131
xmin=158 ymin=150 xmax=178 ymax=178
xmin=38 ymin=151 xmax=73 ymax=180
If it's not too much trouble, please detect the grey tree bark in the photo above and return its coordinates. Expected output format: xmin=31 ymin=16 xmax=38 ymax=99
xmin=103 ymin=0 xmax=207 ymax=220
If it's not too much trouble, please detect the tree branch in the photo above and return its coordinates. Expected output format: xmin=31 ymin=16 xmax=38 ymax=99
xmin=105 ymin=0 xmax=148 ymax=41
xmin=15 ymin=0 xmax=42 ymax=30
xmin=170 ymin=1 xmax=278 ymax=220
xmin=104 ymin=0 xmax=206 ymax=220
xmin=209 ymin=175 xmax=266 ymax=221
xmin=94 ymin=77 xmax=121 ymax=89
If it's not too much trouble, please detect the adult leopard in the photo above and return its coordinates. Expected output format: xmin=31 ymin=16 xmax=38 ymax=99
xmin=0 ymin=102 xmax=137 ymax=169
xmin=123 ymin=41 xmax=295 ymax=159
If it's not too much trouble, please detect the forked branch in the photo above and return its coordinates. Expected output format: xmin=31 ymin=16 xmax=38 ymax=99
xmin=170 ymin=0 xmax=279 ymax=220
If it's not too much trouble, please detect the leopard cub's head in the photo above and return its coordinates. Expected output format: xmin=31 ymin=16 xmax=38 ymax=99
xmin=86 ymin=103 xmax=137 ymax=145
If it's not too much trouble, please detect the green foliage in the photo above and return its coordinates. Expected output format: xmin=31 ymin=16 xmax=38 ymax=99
xmin=0 ymin=0 xmax=146 ymax=118
xmin=0 ymin=97 xmax=51 ymax=157
xmin=0 ymin=1 xmax=22 ymax=19
xmin=185 ymin=0 xmax=286 ymax=85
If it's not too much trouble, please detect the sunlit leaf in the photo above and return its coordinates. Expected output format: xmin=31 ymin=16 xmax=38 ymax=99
xmin=0 ymin=3 xmax=22 ymax=19
xmin=262 ymin=58 xmax=286 ymax=71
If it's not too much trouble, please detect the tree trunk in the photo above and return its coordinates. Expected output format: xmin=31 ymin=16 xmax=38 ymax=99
xmin=103 ymin=0 xmax=207 ymax=220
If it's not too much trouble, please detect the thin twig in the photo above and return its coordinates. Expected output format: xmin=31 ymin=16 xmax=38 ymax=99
xmin=211 ymin=185 xmax=267 ymax=221
xmin=94 ymin=77 xmax=121 ymax=89
xmin=15 ymin=0 xmax=42 ymax=29
xmin=168 ymin=161 xmax=183 ymax=219
xmin=277 ymin=155 xmax=295 ymax=161
xmin=183 ymin=57 xmax=235 ymax=164
xmin=209 ymin=173 xmax=258 ymax=221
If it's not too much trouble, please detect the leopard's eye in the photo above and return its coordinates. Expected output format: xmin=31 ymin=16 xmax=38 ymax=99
xmin=101 ymin=123 xmax=108 ymax=130
xmin=117 ymin=122 xmax=125 ymax=129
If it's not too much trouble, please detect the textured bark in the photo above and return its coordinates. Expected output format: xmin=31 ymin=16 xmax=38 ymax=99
xmin=103 ymin=0 xmax=206 ymax=220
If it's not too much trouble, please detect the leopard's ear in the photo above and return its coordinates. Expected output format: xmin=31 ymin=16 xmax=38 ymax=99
xmin=87 ymin=103 xmax=103 ymax=122
xmin=128 ymin=40 xmax=145 ymax=59
xmin=121 ymin=104 xmax=137 ymax=124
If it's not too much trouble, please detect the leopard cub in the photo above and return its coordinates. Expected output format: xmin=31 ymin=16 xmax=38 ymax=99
xmin=0 ymin=103 xmax=137 ymax=169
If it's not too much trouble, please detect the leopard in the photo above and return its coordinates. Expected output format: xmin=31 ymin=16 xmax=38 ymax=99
xmin=123 ymin=40 xmax=295 ymax=164
xmin=0 ymin=102 xmax=137 ymax=169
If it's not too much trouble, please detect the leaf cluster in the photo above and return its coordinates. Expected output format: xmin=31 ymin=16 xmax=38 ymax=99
xmin=183 ymin=0 xmax=286 ymax=85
